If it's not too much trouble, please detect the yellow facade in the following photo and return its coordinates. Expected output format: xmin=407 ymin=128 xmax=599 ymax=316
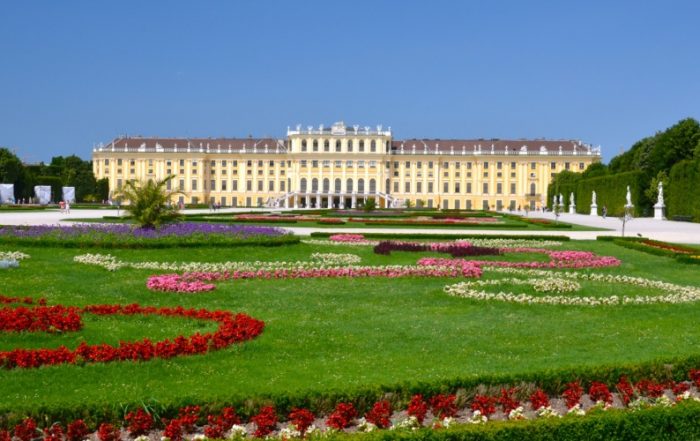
xmin=92 ymin=122 xmax=601 ymax=209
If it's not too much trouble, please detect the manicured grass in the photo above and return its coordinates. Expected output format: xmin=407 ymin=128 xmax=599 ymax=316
xmin=0 ymin=239 xmax=699 ymax=416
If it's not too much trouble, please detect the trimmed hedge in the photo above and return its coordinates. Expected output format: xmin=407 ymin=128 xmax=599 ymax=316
xmin=1 ymin=353 xmax=699 ymax=428
xmin=549 ymin=171 xmax=644 ymax=217
xmin=668 ymin=158 xmax=700 ymax=222
xmin=602 ymin=236 xmax=700 ymax=265
xmin=0 ymin=233 xmax=300 ymax=249
xmin=309 ymin=232 xmax=571 ymax=241
xmin=350 ymin=402 xmax=700 ymax=441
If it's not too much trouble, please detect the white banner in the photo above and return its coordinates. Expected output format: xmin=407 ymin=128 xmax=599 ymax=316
xmin=34 ymin=186 xmax=52 ymax=205
xmin=62 ymin=186 xmax=76 ymax=203
xmin=0 ymin=184 xmax=14 ymax=204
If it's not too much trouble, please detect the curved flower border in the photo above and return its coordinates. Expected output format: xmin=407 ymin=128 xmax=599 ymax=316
xmin=444 ymin=267 xmax=700 ymax=306
xmin=0 ymin=298 xmax=264 ymax=369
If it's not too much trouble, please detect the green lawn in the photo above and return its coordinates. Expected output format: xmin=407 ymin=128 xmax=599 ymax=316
xmin=0 ymin=239 xmax=698 ymax=416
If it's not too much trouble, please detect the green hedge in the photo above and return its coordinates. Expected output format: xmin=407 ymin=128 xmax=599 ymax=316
xmin=0 ymin=234 xmax=300 ymax=249
xmin=549 ymin=171 xmax=644 ymax=217
xmin=668 ymin=158 xmax=700 ymax=222
xmin=309 ymin=232 xmax=571 ymax=241
xmin=353 ymin=221 xmax=528 ymax=229
xmin=348 ymin=402 xmax=700 ymax=441
xmin=1 ymin=353 xmax=698 ymax=428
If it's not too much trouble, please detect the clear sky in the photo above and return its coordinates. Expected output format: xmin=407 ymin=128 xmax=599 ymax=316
xmin=1 ymin=0 xmax=698 ymax=163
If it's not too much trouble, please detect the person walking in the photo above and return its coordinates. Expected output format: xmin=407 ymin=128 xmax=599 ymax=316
xmin=602 ymin=205 xmax=607 ymax=219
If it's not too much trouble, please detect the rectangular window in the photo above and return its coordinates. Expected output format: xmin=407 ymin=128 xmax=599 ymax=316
xmin=191 ymin=179 xmax=197 ymax=191
xmin=221 ymin=180 xmax=227 ymax=191
xmin=404 ymin=182 xmax=411 ymax=193
xmin=210 ymin=180 xmax=216 ymax=191
xmin=405 ymin=161 xmax=411 ymax=168
xmin=428 ymin=182 xmax=434 ymax=193
xmin=455 ymin=183 xmax=460 ymax=193
xmin=335 ymin=160 xmax=342 ymax=168
xmin=551 ymin=162 xmax=556 ymax=169
xmin=312 ymin=160 xmax=318 ymax=168
xmin=417 ymin=182 xmax=422 ymax=193
xmin=280 ymin=181 xmax=285 ymax=191
xmin=257 ymin=181 xmax=263 ymax=191
xmin=369 ymin=160 xmax=377 ymax=168
xmin=179 ymin=179 xmax=184 ymax=191
xmin=579 ymin=162 xmax=585 ymax=170
xmin=417 ymin=161 xmax=422 ymax=169
xmin=466 ymin=182 xmax=472 ymax=193
xmin=511 ymin=162 xmax=516 ymax=168
xmin=232 ymin=180 xmax=238 ymax=191
xmin=269 ymin=181 xmax=274 ymax=191
xmin=497 ymin=183 xmax=503 ymax=194
xmin=466 ymin=162 xmax=472 ymax=169
xmin=531 ymin=162 xmax=536 ymax=170
xmin=483 ymin=161 xmax=489 ymax=169
xmin=565 ymin=162 xmax=570 ymax=170
xmin=443 ymin=182 xmax=449 ymax=193
xmin=322 ymin=160 xmax=330 ymax=168
xmin=497 ymin=162 xmax=502 ymax=169
xmin=358 ymin=160 xmax=365 ymax=168
xmin=428 ymin=161 xmax=434 ymax=169
xmin=483 ymin=182 xmax=489 ymax=194
xmin=347 ymin=160 xmax=353 ymax=167
xmin=301 ymin=160 xmax=307 ymax=168
xmin=510 ymin=183 xmax=516 ymax=194
xmin=393 ymin=182 xmax=399 ymax=193
xmin=246 ymin=181 xmax=252 ymax=191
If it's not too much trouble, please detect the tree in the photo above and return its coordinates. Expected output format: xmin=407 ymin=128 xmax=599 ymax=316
xmin=644 ymin=170 xmax=668 ymax=205
xmin=363 ymin=197 xmax=376 ymax=212
xmin=115 ymin=176 xmax=182 ymax=228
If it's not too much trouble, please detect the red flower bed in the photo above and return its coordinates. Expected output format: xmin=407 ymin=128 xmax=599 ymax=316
xmin=287 ymin=408 xmax=315 ymax=435
xmin=251 ymin=406 xmax=277 ymax=437
xmin=0 ymin=300 xmax=264 ymax=369
xmin=0 ymin=305 xmax=82 ymax=333
xmin=365 ymin=400 xmax=392 ymax=428
xmin=407 ymin=394 xmax=428 ymax=423
xmin=326 ymin=402 xmax=357 ymax=430
xmin=641 ymin=239 xmax=695 ymax=254
xmin=373 ymin=240 xmax=501 ymax=257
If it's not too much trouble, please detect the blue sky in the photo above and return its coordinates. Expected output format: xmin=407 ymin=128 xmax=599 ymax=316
xmin=1 ymin=1 xmax=698 ymax=163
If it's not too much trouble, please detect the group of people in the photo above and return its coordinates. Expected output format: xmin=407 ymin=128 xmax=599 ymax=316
xmin=58 ymin=200 xmax=71 ymax=213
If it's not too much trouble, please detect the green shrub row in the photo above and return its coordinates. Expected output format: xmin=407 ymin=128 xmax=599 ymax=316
xmin=599 ymin=237 xmax=700 ymax=265
xmin=353 ymin=221 xmax=528 ymax=229
xmin=549 ymin=171 xmax=645 ymax=217
xmin=309 ymin=232 xmax=571 ymax=241
xmin=0 ymin=234 xmax=300 ymax=249
xmin=668 ymin=158 xmax=700 ymax=221
xmin=349 ymin=402 xmax=700 ymax=441
xmin=3 ymin=352 xmax=695 ymax=426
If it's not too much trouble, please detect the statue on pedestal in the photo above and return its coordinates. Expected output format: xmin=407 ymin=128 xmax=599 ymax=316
xmin=625 ymin=186 xmax=633 ymax=208
xmin=654 ymin=181 xmax=665 ymax=220
xmin=592 ymin=191 xmax=597 ymax=205
xmin=590 ymin=190 xmax=598 ymax=216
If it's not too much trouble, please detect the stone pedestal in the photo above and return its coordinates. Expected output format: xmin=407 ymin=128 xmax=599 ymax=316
xmin=569 ymin=204 xmax=576 ymax=214
xmin=590 ymin=204 xmax=597 ymax=216
xmin=654 ymin=203 xmax=665 ymax=220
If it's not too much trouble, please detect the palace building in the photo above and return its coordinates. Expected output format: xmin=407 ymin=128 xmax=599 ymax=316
xmin=92 ymin=121 xmax=601 ymax=210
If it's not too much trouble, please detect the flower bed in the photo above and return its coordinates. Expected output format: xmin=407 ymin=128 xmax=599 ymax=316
xmin=0 ymin=224 xmax=295 ymax=249
xmin=349 ymin=217 xmax=503 ymax=225
xmin=146 ymin=262 xmax=483 ymax=293
xmin=0 ymin=300 xmax=264 ymax=369
xmin=373 ymin=240 xmax=501 ymax=257
xmin=74 ymin=253 xmax=362 ymax=272
xmin=444 ymin=267 xmax=700 ymax=306
xmin=2 ymin=370 xmax=699 ymax=439
xmin=0 ymin=305 xmax=82 ymax=333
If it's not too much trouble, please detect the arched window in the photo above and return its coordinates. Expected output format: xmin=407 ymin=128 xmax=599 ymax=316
xmin=359 ymin=140 xmax=365 ymax=152
xmin=369 ymin=179 xmax=376 ymax=193
xmin=323 ymin=178 xmax=330 ymax=193
xmin=347 ymin=140 xmax=353 ymax=152
xmin=334 ymin=178 xmax=341 ymax=193
xmin=300 ymin=178 xmax=307 ymax=192
xmin=312 ymin=178 xmax=318 ymax=192
xmin=358 ymin=178 xmax=365 ymax=193
xmin=370 ymin=140 xmax=376 ymax=152
xmin=301 ymin=140 xmax=307 ymax=152
xmin=530 ymin=183 xmax=536 ymax=196
xmin=312 ymin=140 xmax=318 ymax=152
xmin=346 ymin=178 xmax=353 ymax=193
xmin=324 ymin=140 xmax=330 ymax=152
xmin=335 ymin=140 xmax=341 ymax=152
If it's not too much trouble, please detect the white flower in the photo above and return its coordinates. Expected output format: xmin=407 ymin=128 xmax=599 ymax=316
xmin=161 ymin=437 xmax=171 ymax=441
xmin=507 ymin=406 xmax=527 ymax=420
xmin=0 ymin=251 xmax=30 ymax=261
xmin=356 ymin=418 xmax=377 ymax=432
xmin=134 ymin=436 xmax=149 ymax=441
xmin=628 ymin=397 xmax=651 ymax=411
xmin=192 ymin=434 xmax=207 ymax=441
xmin=536 ymin=406 xmax=561 ymax=418
xmin=567 ymin=404 xmax=585 ymax=416
xmin=676 ymin=391 xmax=700 ymax=402
xmin=391 ymin=416 xmax=420 ymax=430
xmin=467 ymin=411 xmax=487 ymax=424
xmin=654 ymin=395 xmax=674 ymax=408
xmin=278 ymin=426 xmax=302 ymax=439
xmin=227 ymin=425 xmax=248 ymax=439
